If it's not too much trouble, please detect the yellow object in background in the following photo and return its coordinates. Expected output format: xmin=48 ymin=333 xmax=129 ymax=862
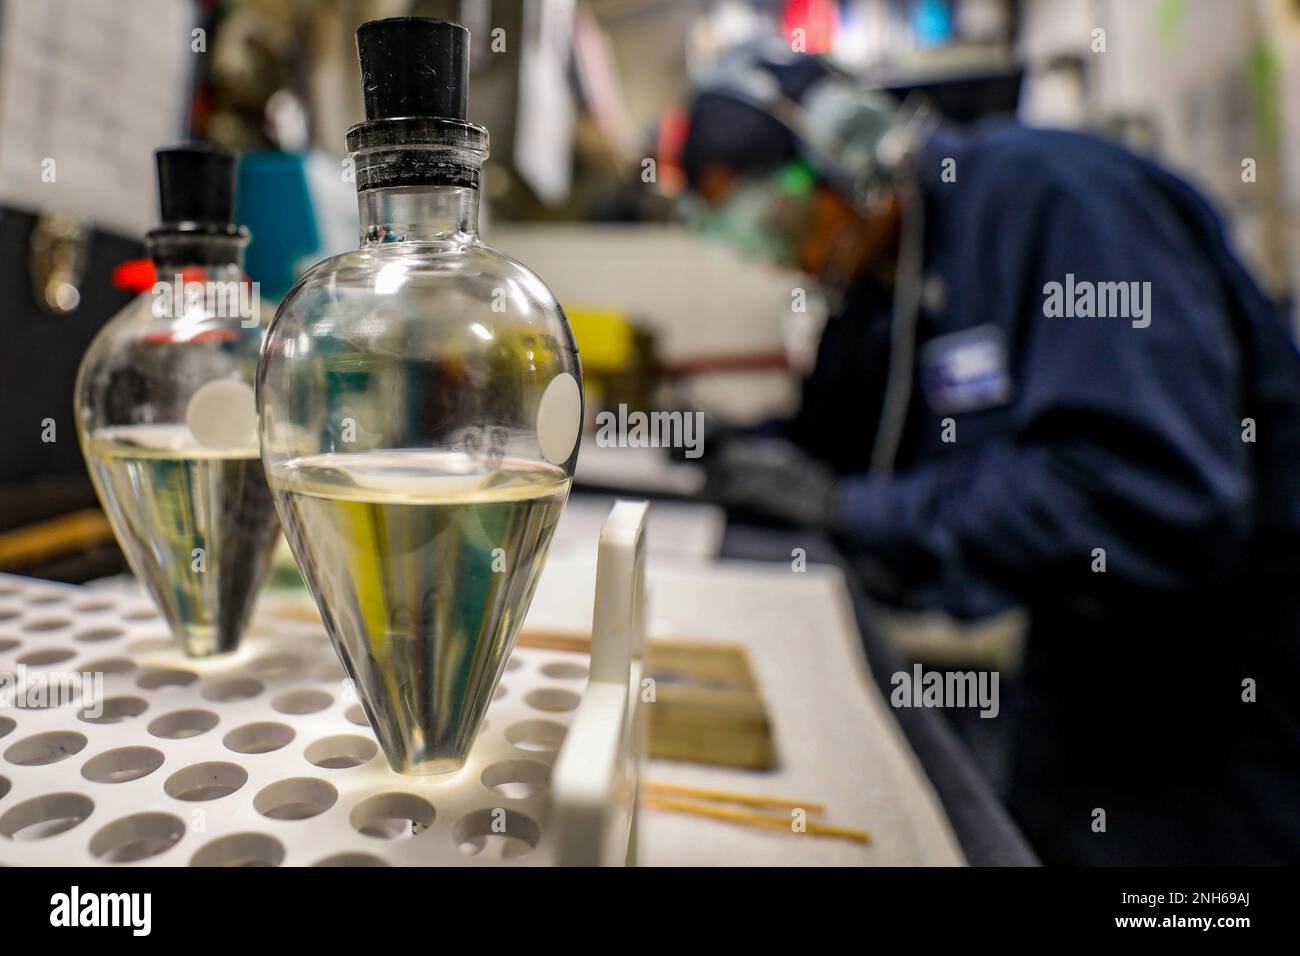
xmin=563 ymin=308 xmax=662 ymax=422
xmin=565 ymin=308 xmax=636 ymax=375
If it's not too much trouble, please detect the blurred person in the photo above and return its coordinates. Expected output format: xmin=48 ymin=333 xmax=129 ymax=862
xmin=682 ymin=41 xmax=1300 ymax=865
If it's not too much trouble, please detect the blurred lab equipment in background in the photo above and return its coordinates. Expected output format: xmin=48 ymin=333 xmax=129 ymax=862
xmin=0 ymin=0 xmax=198 ymax=580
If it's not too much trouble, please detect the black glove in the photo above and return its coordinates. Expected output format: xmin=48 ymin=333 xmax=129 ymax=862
xmin=705 ymin=437 xmax=837 ymax=529
xmin=664 ymin=410 xmax=741 ymax=464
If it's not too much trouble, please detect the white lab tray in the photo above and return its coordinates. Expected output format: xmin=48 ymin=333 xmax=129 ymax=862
xmin=0 ymin=502 xmax=647 ymax=867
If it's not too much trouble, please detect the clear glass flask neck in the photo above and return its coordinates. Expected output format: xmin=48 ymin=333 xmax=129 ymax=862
xmin=358 ymin=184 xmax=480 ymax=245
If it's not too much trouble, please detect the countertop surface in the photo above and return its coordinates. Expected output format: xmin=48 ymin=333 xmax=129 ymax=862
xmin=529 ymin=548 xmax=966 ymax=866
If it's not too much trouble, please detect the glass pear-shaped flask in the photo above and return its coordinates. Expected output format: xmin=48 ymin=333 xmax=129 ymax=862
xmin=76 ymin=146 xmax=278 ymax=658
xmin=257 ymin=18 xmax=583 ymax=775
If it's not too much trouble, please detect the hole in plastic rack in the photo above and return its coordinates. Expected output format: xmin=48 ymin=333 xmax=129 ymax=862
xmin=149 ymin=709 xmax=219 ymax=740
xmin=190 ymin=832 xmax=285 ymax=867
xmin=126 ymin=636 xmax=174 ymax=655
xmin=165 ymin=761 xmax=247 ymax=801
xmin=314 ymin=659 xmax=346 ymax=681
xmin=271 ymin=688 xmax=333 ymax=715
xmin=540 ymin=660 xmax=589 ymax=681
xmin=89 ymin=812 xmax=185 ymax=863
xmin=454 ymin=808 xmax=541 ymax=859
xmin=249 ymin=654 xmax=301 ymax=678
xmin=525 ymin=688 xmax=580 ymax=713
xmin=224 ymin=722 xmax=295 ymax=754
xmin=17 ymin=647 xmax=76 ymax=667
xmin=24 ymin=617 xmax=72 ymax=633
xmin=504 ymin=719 xmax=566 ymax=753
xmin=72 ymin=599 xmax=115 ymax=613
xmin=80 ymin=696 xmax=149 ymax=725
xmin=351 ymin=793 xmax=435 ymax=840
xmin=0 ymin=793 xmax=94 ymax=840
xmin=81 ymin=746 xmax=165 ymax=784
xmin=201 ymin=678 xmax=264 ymax=703
xmin=75 ymin=626 xmax=126 ymax=644
xmin=137 ymin=668 xmax=198 ymax=690
xmin=481 ymin=759 xmax=551 ymax=800
xmin=82 ymin=657 xmax=135 ymax=675
xmin=304 ymin=735 xmax=377 ymax=769
xmin=0 ymin=669 xmax=78 ymax=709
xmin=313 ymin=852 xmax=389 ymax=867
xmin=5 ymin=731 xmax=88 ymax=766
xmin=254 ymin=778 xmax=338 ymax=820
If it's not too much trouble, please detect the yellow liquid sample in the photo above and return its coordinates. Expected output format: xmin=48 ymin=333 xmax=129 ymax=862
xmin=85 ymin=424 xmax=279 ymax=656
xmin=269 ymin=450 xmax=570 ymax=774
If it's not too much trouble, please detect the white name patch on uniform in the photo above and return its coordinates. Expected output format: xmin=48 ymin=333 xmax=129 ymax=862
xmin=920 ymin=324 xmax=1013 ymax=415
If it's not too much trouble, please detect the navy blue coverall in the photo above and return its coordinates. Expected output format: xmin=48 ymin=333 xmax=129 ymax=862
xmin=794 ymin=124 xmax=1300 ymax=865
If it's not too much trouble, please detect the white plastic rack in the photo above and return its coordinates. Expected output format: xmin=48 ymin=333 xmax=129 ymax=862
xmin=0 ymin=501 xmax=648 ymax=867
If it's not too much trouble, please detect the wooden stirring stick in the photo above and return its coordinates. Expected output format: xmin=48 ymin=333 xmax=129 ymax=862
xmin=643 ymin=781 xmax=826 ymax=815
xmin=642 ymin=795 xmax=871 ymax=844
xmin=515 ymin=628 xmax=592 ymax=654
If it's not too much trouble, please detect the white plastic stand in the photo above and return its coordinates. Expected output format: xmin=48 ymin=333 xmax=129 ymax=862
xmin=551 ymin=499 xmax=648 ymax=865
xmin=0 ymin=500 xmax=648 ymax=867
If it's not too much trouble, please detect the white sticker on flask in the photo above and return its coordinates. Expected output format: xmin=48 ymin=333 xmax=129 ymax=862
xmin=186 ymin=378 xmax=258 ymax=451
xmin=537 ymin=372 xmax=581 ymax=465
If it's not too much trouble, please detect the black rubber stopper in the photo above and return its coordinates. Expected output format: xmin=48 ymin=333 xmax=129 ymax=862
xmin=357 ymin=17 xmax=468 ymax=122
xmin=155 ymin=145 xmax=237 ymax=226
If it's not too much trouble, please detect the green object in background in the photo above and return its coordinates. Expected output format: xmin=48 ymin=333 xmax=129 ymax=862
xmin=774 ymin=159 xmax=816 ymax=196
xmin=690 ymin=161 xmax=817 ymax=267
xmin=1248 ymin=43 xmax=1281 ymax=149
xmin=1154 ymin=0 xmax=1187 ymax=46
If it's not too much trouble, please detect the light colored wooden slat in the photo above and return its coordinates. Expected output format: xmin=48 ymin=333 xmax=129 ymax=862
xmin=0 ymin=509 xmax=115 ymax=570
